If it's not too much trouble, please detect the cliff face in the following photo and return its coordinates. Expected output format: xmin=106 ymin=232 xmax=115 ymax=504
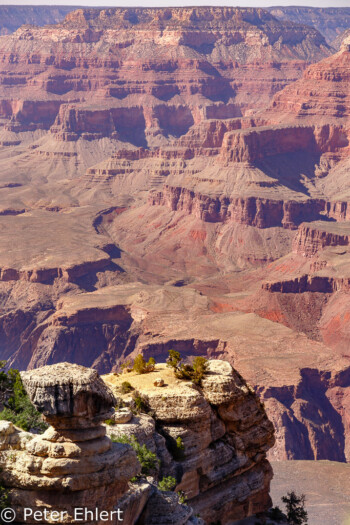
xmin=0 ymin=361 xmax=275 ymax=525
xmin=0 ymin=6 xmax=331 ymax=142
xmin=150 ymin=186 xmax=326 ymax=230
xmin=104 ymin=360 xmax=275 ymax=524
xmin=1 ymin=363 xmax=141 ymax=524
xmin=266 ymin=39 xmax=350 ymax=123
xmin=333 ymin=28 xmax=350 ymax=50
xmin=0 ymin=363 xmax=204 ymax=525
xmin=293 ymin=222 xmax=350 ymax=257
xmin=2 ymin=282 xmax=346 ymax=466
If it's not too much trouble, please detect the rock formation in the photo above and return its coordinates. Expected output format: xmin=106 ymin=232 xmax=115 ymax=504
xmin=333 ymin=28 xmax=350 ymax=50
xmin=0 ymin=363 xmax=204 ymax=524
xmin=0 ymin=6 xmax=331 ymax=147
xmin=0 ymin=363 xmax=139 ymax=524
xmin=0 ymin=361 xmax=275 ymax=525
xmin=104 ymin=360 xmax=275 ymax=524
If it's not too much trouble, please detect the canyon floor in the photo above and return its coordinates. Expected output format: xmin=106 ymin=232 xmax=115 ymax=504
xmin=271 ymin=461 xmax=350 ymax=525
xmin=0 ymin=6 xmax=349 ymax=500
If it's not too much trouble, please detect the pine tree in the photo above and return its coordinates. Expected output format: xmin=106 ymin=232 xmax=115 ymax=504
xmin=282 ymin=491 xmax=308 ymax=525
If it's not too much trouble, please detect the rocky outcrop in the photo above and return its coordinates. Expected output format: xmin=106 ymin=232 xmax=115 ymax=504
xmin=150 ymin=186 xmax=326 ymax=229
xmin=262 ymin=275 xmax=350 ymax=294
xmin=0 ymin=363 xmax=139 ymax=523
xmin=266 ymin=39 xmax=350 ymax=123
xmin=0 ymin=363 xmax=204 ymax=525
xmin=220 ymin=124 xmax=349 ymax=162
xmin=0 ymin=361 xmax=275 ymax=525
xmin=333 ymin=28 xmax=350 ymax=50
xmin=220 ymin=125 xmax=314 ymax=162
xmin=293 ymin=222 xmax=350 ymax=256
xmin=325 ymin=201 xmax=350 ymax=222
xmin=262 ymin=366 xmax=350 ymax=462
xmin=104 ymin=360 xmax=275 ymax=524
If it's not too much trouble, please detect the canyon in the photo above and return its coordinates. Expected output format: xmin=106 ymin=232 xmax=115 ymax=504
xmin=0 ymin=5 xmax=349 ymax=486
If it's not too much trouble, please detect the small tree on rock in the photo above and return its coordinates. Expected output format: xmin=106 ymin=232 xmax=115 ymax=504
xmin=282 ymin=491 xmax=308 ymax=525
xmin=166 ymin=350 xmax=182 ymax=370
xmin=192 ymin=356 xmax=209 ymax=385
xmin=166 ymin=350 xmax=209 ymax=386
xmin=132 ymin=355 xmax=156 ymax=374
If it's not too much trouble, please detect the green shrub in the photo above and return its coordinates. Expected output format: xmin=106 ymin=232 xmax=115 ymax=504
xmin=191 ymin=356 xmax=209 ymax=385
xmin=145 ymin=357 xmax=156 ymax=372
xmin=104 ymin=419 xmax=115 ymax=426
xmin=165 ymin=434 xmax=185 ymax=461
xmin=176 ymin=436 xmax=184 ymax=451
xmin=133 ymin=355 xmax=146 ymax=374
xmin=158 ymin=476 xmax=177 ymax=491
xmin=0 ymin=363 xmax=47 ymax=433
xmin=174 ymin=363 xmax=193 ymax=381
xmin=121 ymin=381 xmax=134 ymax=394
xmin=178 ymin=491 xmax=187 ymax=505
xmin=132 ymin=390 xmax=149 ymax=413
xmin=166 ymin=350 xmax=182 ymax=369
xmin=166 ymin=351 xmax=209 ymax=386
xmin=132 ymin=355 xmax=156 ymax=374
xmin=175 ymin=436 xmax=185 ymax=460
xmin=0 ymin=476 xmax=9 ymax=511
xmin=111 ymin=434 xmax=159 ymax=475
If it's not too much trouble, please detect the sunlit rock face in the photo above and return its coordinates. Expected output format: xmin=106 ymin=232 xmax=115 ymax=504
xmin=103 ymin=360 xmax=275 ymax=524
xmin=0 ymin=361 xmax=275 ymax=525
xmin=0 ymin=363 xmax=138 ymax=524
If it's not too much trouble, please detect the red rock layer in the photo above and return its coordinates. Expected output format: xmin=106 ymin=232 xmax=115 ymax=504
xmin=266 ymin=38 xmax=350 ymax=123
xmin=262 ymin=275 xmax=350 ymax=293
xmin=0 ymin=7 xmax=332 ymax=139
xmin=293 ymin=223 xmax=350 ymax=256
xmin=150 ymin=186 xmax=326 ymax=230
xmin=220 ymin=124 xmax=349 ymax=162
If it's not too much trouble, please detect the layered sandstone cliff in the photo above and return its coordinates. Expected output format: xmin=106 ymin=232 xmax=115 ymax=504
xmin=104 ymin=360 xmax=275 ymax=524
xmin=265 ymin=37 xmax=350 ymax=125
xmin=293 ymin=221 xmax=350 ymax=257
xmin=0 ymin=361 xmax=275 ymax=525
xmin=0 ymin=6 xmax=331 ymax=144
xmin=0 ymin=363 xmax=204 ymax=525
